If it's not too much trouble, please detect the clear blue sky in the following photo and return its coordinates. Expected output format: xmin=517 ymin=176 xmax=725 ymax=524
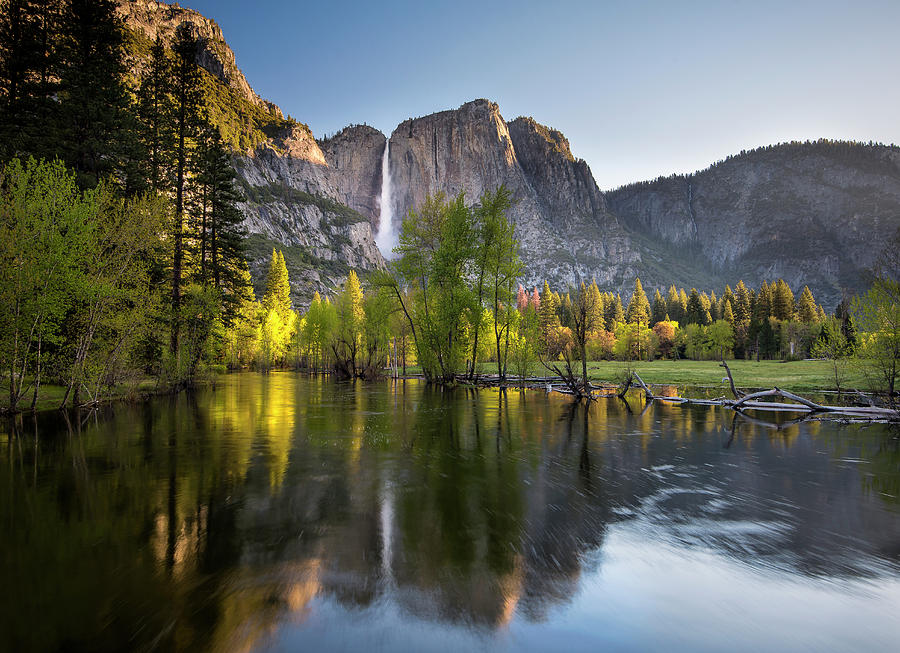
xmin=184 ymin=0 xmax=900 ymax=189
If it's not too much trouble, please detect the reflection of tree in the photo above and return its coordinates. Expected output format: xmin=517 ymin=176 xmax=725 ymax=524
xmin=2 ymin=376 xmax=900 ymax=651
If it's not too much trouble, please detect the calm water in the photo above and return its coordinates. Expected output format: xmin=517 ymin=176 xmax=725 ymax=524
xmin=2 ymin=373 xmax=900 ymax=652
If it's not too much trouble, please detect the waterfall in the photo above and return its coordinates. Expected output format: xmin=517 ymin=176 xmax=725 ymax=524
xmin=376 ymin=140 xmax=396 ymax=257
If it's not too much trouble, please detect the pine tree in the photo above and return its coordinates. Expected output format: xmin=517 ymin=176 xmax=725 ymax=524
xmin=797 ymin=285 xmax=817 ymax=323
xmin=686 ymin=288 xmax=703 ymax=325
xmin=516 ymin=284 xmax=528 ymax=312
xmin=723 ymin=298 xmax=735 ymax=325
xmin=755 ymin=280 xmax=772 ymax=322
xmin=137 ymin=35 xmax=174 ymax=193
xmin=57 ymin=0 xmax=137 ymax=189
xmin=722 ymin=284 xmax=735 ymax=310
xmin=678 ymin=288 xmax=689 ymax=323
xmin=263 ymin=249 xmax=291 ymax=316
xmin=0 ymin=0 xmax=64 ymax=163
xmin=772 ymin=279 xmax=795 ymax=321
xmin=169 ymin=22 xmax=204 ymax=353
xmin=560 ymin=292 xmax=574 ymax=328
xmin=192 ymin=126 xmax=246 ymax=307
xmin=651 ymin=289 xmax=667 ymax=325
xmin=539 ymin=280 xmax=558 ymax=338
xmin=699 ymin=291 xmax=712 ymax=325
xmin=626 ymin=277 xmax=651 ymax=324
xmin=665 ymin=285 xmax=682 ymax=324
xmin=587 ymin=280 xmax=604 ymax=331
xmin=733 ymin=280 xmax=751 ymax=325
xmin=530 ymin=286 xmax=540 ymax=311
xmin=609 ymin=293 xmax=625 ymax=327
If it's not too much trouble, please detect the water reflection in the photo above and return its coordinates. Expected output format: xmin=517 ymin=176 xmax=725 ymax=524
xmin=2 ymin=374 xmax=899 ymax=652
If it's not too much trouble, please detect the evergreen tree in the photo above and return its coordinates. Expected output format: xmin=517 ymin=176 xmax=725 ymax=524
xmin=530 ymin=286 xmax=540 ymax=311
xmin=516 ymin=284 xmax=528 ymax=312
xmin=733 ymin=280 xmax=752 ymax=325
xmin=57 ymin=0 xmax=137 ymax=189
xmin=722 ymin=284 xmax=735 ymax=311
xmin=626 ymin=277 xmax=651 ymax=324
xmin=678 ymin=288 xmax=689 ymax=322
xmin=665 ymin=285 xmax=682 ymax=323
xmin=686 ymin=288 xmax=703 ymax=325
xmin=587 ymin=280 xmax=604 ymax=331
xmin=797 ymin=285 xmax=817 ymax=323
xmin=192 ymin=126 xmax=247 ymax=312
xmin=560 ymin=292 xmax=574 ymax=328
xmin=539 ymin=280 xmax=558 ymax=338
xmin=0 ymin=0 xmax=64 ymax=163
xmin=709 ymin=290 xmax=720 ymax=321
xmin=723 ymin=298 xmax=735 ymax=325
xmin=263 ymin=249 xmax=291 ymax=316
xmin=651 ymin=289 xmax=667 ymax=325
xmin=699 ymin=291 xmax=712 ymax=325
xmin=136 ymin=35 xmax=174 ymax=193
xmin=772 ymin=279 xmax=795 ymax=321
xmin=609 ymin=293 xmax=625 ymax=327
xmin=169 ymin=22 xmax=204 ymax=353
xmin=755 ymin=280 xmax=772 ymax=322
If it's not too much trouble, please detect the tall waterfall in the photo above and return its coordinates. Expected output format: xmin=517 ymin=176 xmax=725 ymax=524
xmin=376 ymin=140 xmax=396 ymax=258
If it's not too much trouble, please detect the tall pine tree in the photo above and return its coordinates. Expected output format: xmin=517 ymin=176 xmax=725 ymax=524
xmin=169 ymin=22 xmax=203 ymax=353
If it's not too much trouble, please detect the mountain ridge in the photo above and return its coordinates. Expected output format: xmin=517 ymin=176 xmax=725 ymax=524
xmin=116 ymin=1 xmax=900 ymax=309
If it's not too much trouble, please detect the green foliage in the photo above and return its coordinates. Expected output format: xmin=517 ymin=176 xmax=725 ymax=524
xmin=626 ymin=277 xmax=651 ymax=324
xmin=852 ymin=275 xmax=900 ymax=401
xmin=262 ymin=249 xmax=291 ymax=316
xmin=0 ymin=158 xmax=167 ymax=410
xmin=199 ymin=72 xmax=301 ymax=152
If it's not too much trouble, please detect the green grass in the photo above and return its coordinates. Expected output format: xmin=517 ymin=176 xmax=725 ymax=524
xmin=1 ymin=378 xmax=163 ymax=414
xmin=406 ymin=359 xmax=865 ymax=392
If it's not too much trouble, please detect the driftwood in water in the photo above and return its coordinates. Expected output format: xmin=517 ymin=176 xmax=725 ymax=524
xmin=732 ymin=387 xmax=832 ymax=412
xmin=632 ymin=372 xmax=654 ymax=400
xmin=617 ymin=375 xmax=632 ymax=399
xmin=608 ymin=371 xmax=898 ymax=422
xmin=719 ymin=359 xmax=743 ymax=399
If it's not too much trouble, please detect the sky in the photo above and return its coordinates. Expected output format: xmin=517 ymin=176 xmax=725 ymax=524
xmin=184 ymin=0 xmax=900 ymax=190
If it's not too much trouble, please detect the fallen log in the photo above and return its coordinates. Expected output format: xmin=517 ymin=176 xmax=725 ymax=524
xmin=632 ymin=372 xmax=654 ymax=400
xmin=719 ymin=359 xmax=744 ymax=399
xmin=730 ymin=387 xmax=837 ymax=412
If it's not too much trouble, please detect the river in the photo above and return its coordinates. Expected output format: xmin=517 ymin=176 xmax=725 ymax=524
xmin=2 ymin=373 xmax=899 ymax=651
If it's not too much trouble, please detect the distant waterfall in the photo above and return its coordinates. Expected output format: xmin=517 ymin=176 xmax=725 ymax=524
xmin=376 ymin=141 xmax=397 ymax=257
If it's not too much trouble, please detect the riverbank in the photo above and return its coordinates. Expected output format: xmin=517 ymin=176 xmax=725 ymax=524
xmin=1 ymin=359 xmax=871 ymax=415
xmin=0 ymin=376 xmax=216 ymax=415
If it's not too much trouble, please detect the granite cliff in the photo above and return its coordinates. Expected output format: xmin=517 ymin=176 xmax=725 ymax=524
xmin=606 ymin=142 xmax=900 ymax=307
xmin=387 ymin=100 xmax=642 ymax=290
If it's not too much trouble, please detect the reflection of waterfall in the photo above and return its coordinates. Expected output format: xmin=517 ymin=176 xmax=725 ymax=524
xmin=380 ymin=479 xmax=395 ymax=587
xmin=376 ymin=141 xmax=396 ymax=257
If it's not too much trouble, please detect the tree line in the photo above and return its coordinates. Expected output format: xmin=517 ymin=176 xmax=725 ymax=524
xmin=0 ymin=1 xmax=262 ymax=411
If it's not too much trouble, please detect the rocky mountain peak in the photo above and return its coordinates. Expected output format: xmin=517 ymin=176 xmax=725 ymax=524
xmin=116 ymin=0 xmax=265 ymax=110
xmin=510 ymin=116 xmax=575 ymax=163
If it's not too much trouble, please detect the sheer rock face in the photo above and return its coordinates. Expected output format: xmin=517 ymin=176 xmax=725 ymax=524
xmin=387 ymin=100 xmax=641 ymax=290
xmin=319 ymin=125 xmax=386 ymax=226
xmin=606 ymin=144 xmax=900 ymax=307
